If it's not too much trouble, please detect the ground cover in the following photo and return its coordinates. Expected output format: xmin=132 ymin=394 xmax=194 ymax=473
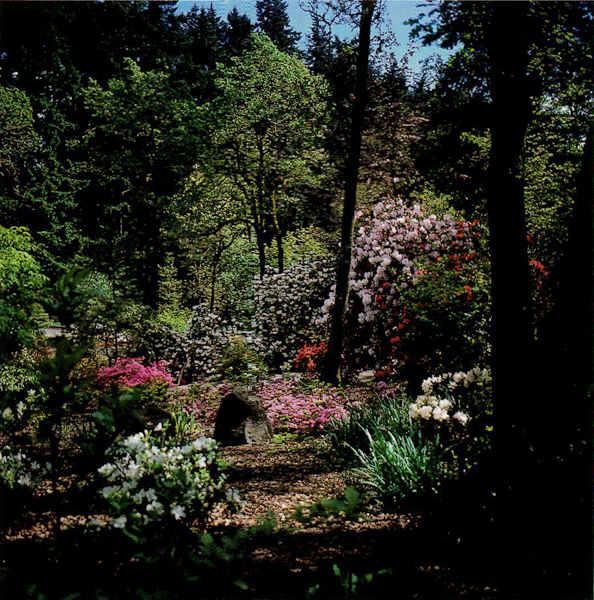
xmin=1 ymin=375 xmax=496 ymax=600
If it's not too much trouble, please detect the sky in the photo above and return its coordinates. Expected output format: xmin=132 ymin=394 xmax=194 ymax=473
xmin=176 ymin=0 xmax=452 ymax=74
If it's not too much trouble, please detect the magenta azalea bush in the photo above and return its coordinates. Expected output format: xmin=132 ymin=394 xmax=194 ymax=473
xmin=95 ymin=358 xmax=174 ymax=389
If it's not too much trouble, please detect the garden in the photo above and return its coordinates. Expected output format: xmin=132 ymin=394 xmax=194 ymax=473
xmin=0 ymin=2 xmax=592 ymax=599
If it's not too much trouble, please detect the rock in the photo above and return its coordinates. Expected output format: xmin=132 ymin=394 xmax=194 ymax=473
xmin=214 ymin=386 xmax=273 ymax=446
xmin=131 ymin=406 xmax=172 ymax=432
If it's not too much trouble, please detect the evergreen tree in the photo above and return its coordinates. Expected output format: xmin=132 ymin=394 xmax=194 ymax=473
xmin=255 ymin=0 xmax=300 ymax=53
xmin=221 ymin=8 xmax=254 ymax=59
xmin=174 ymin=5 xmax=225 ymax=100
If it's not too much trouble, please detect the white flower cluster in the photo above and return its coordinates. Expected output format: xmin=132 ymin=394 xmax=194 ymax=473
xmin=253 ymin=256 xmax=335 ymax=368
xmin=409 ymin=366 xmax=491 ymax=425
xmin=409 ymin=396 xmax=468 ymax=425
xmin=0 ymin=447 xmax=51 ymax=489
xmin=147 ymin=304 xmax=234 ymax=380
xmin=2 ymin=400 xmax=26 ymax=420
xmin=1 ymin=390 xmax=37 ymax=431
xmin=98 ymin=429 xmax=227 ymax=530
xmin=421 ymin=366 xmax=491 ymax=395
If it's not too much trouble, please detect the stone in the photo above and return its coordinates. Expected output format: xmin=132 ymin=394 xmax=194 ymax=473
xmin=214 ymin=386 xmax=273 ymax=446
xmin=131 ymin=405 xmax=172 ymax=432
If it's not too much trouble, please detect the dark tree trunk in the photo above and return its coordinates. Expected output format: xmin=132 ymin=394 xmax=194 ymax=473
xmin=255 ymin=224 xmax=266 ymax=278
xmin=524 ymin=126 xmax=594 ymax=600
xmin=486 ymin=3 xmax=536 ymax=596
xmin=275 ymin=232 xmax=284 ymax=273
xmin=209 ymin=247 xmax=223 ymax=312
xmin=321 ymin=0 xmax=376 ymax=385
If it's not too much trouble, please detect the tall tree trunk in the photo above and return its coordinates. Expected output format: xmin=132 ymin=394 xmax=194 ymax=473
xmin=525 ymin=126 xmax=594 ymax=600
xmin=254 ymin=223 xmax=267 ymax=278
xmin=486 ymin=3 xmax=535 ymax=596
xmin=321 ymin=0 xmax=376 ymax=385
xmin=209 ymin=246 xmax=223 ymax=312
xmin=275 ymin=233 xmax=284 ymax=273
xmin=272 ymin=193 xmax=284 ymax=273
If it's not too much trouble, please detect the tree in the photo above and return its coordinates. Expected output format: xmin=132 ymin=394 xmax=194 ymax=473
xmin=322 ymin=0 xmax=377 ymax=385
xmin=80 ymin=59 xmax=202 ymax=305
xmin=411 ymin=3 xmax=594 ymax=596
xmin=0 ymin=86 xmax=40 ymax=221
xmin=0 ymin=1 xmax=182 ymax=274
xmin=0 ymin=226 xmax=47 ymax=361
xmin=255 ymin=0 xmax=301 ymax=54
xmin=202 ymin=34 xmax=329 ymax=276
xmin=221 ymin=8 xmax=254 ymax=59
xmin=174 ymin=5 xmax=225 ymax=100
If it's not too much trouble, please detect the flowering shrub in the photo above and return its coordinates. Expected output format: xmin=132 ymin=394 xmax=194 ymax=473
xmin=253 ymin=256 xmax=335 ymax=369
xmin=294 ymin=342 xmax=327 ymax=373
xmin=96 ymin=358 xmax=173 ymax=389
xmin=530 ymin=258 xmax=552 ymax=327
xmin=320 ymin=199 xmax=489 ymax=382
xmin=181 ymin=382 xmax=227 ymax=431
xmin=257 ymin=374 xmax=357 ymax=435
xmin=0 ymin=447 xmax=51 ymax=489
xmin=98 ymin=430 xmax=227 ymax=531
xmin=143 ymin=304 xmax=233 ymax=382
xmin=408 ymin=396 xmax=468 ymax=424
xmin=409 ymin=366 xmax=491 ymax=425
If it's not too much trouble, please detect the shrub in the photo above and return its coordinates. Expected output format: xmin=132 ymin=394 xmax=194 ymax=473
xmin=0 ymin=447 xmax=51 ymax=490
xmin=411 ymin=366 xmax=491 ymax=424
xmin=95 ymin=358 xmax=174 ymax=389
xmin=218 ymin=335 xmax=268 ymax=385
xmin=411 ymin=366 xmax=493 ymax=472
xmin=320 ymin=199 xmax=489 ymax=383
xmin=97 ymin=429 xmax=227 ymax=532
xmin=294 ymin=342 xmax=327 ymax=373
xmin=143 ymin=304 xmax=233 ymax=382
xmin=257 ymin=374 xmax=354 ymax=435
xmin=253 ymin=256 xmax=335 ymax=369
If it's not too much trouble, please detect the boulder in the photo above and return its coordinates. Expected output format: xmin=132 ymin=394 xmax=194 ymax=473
xmin=214 ymin=386 xmax=273 ymax=446
xmin=131 ymin=405 xmax=172 ymax=432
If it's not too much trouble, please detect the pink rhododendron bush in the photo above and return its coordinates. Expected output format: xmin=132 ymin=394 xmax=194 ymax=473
xmin=95 ymin=358 xmax=174 ymax=389
xmin=321 ymin=199 xmax=490 ymax=385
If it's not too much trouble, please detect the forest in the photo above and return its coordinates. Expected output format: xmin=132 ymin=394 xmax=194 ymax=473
xmin=0 ymin=1 xmax=592 ymax=598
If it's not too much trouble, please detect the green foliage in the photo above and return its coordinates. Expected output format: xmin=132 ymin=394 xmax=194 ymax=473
xmin=326 ymin=395 xmax=410 ymax=460
xmin=292 ymin=487 xmax=364 ymax=526
xmin=307 ymin=564 xmax=394 ymax=600
xmin=156 ymin=255 xmax=191 ymax=332
xmin=169 ymin=406 xmax=199 ymax=444
xmin=327 ymin=394 xmax=454 ymax=505
xmin=76 ymin=270 xmax=149 ymax=364
xmin=0 ymin=226 xmax=47 ymax=359
xmin=80 ymin=59 xmax=203 ymax=304
xmin=203 ymin=33 xmax=330 ymax=273
xmin=0 ymin=86 xmax=40 ymax=218
xmin=218 ymin=335 xmax=268 ymax=385
xmin=350 ymin=424 xmax=449 ymax=505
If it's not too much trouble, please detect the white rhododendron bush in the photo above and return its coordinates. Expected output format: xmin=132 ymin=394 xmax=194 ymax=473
xmin=98 ymin=430 xmax=228 ymax=531
xmin=253 ymin=256 xmax=335 ymax=369
xmin=321 ymin=199 xmax=490 ymax=383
